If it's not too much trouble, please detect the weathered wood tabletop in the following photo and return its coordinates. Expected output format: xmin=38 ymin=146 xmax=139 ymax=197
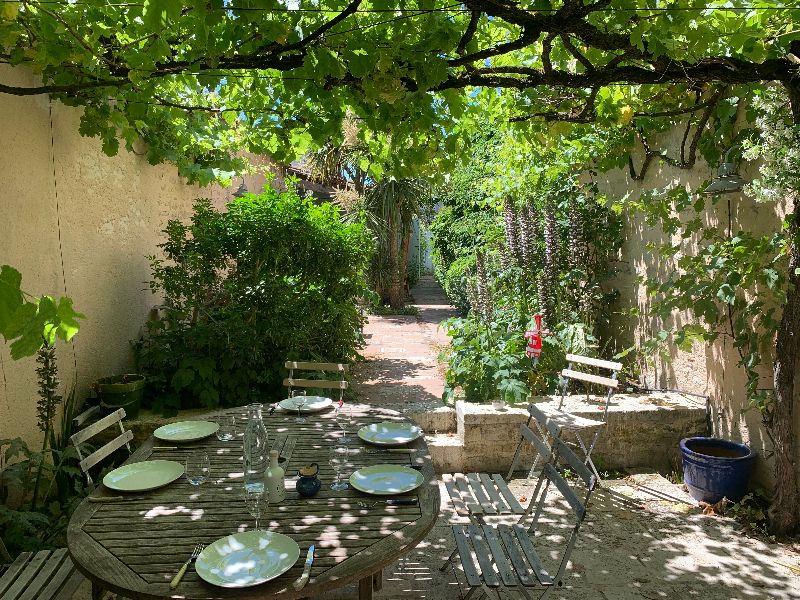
xmin=67 ymin=403 xmax=439 ymax=600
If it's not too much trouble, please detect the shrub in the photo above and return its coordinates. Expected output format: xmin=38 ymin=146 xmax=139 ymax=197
xmin=135 ymin=186 xmax=373 ymax=412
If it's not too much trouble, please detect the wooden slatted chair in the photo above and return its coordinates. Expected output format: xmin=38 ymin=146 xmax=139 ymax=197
xmin=283 ymin=361 xmax=349 ymax=402
xmin=530 ymin=353 xmax=621 ymax=481
xmin=442 ymin=432 xmax=597 ymax=600
xmin=443 ymin=405 xmax=562 ymax=521
xmin=0 ymin=539 xmax=85 ymax=600
xmin=70 ymin=407 xmax=133 ymax=486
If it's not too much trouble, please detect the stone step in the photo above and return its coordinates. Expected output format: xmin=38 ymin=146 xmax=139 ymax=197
xmin=424 ymin=433 xmax=463 ymax=474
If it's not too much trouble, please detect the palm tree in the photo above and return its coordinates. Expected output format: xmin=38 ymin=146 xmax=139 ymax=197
xmin=306 ymin=117 xmax=431 ymax=308
xmin=365 ymin=178 xmax=430 ymax=307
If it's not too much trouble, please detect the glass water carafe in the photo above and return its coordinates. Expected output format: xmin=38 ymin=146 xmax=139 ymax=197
xmin=243 ymin=403 xmax=269 ymax=491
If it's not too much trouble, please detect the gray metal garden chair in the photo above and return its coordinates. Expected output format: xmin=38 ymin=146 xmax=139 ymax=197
xmin=70 ymin=407 xmax=133 ymax=486
xmin=529 ymin=353 xmax=621 ymax=481
xmin=442 ymin=407 xmax=562 ymax=521
xmin=442 ymin=431 xmax=597 ymax=600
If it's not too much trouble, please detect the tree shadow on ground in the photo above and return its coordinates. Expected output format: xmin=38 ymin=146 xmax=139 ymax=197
xmin=318 ymin=478 xmax=800 ymax=600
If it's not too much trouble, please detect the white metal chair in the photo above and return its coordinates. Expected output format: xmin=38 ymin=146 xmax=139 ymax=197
xmin=530 ymin=353 xmax=621 ymax=481
xmin=442 ymin=431 xmax=597 ymax=600
xmin=69 ymin=407 xmax=133 ymax=486
xmin=283 ymin=361 xmax=349 ymax=402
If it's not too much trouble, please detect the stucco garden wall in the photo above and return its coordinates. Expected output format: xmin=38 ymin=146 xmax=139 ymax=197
xmin=594 ymin=123 xmax=799 ymax=488
xmin=0 ymin=66 xmax=273 ymax=449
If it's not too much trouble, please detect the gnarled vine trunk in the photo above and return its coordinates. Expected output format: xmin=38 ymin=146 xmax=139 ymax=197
xmin=769 ymin=196 xmax=800 ymax=535
xmin=768 ymin=84 xmax=800 ymax=535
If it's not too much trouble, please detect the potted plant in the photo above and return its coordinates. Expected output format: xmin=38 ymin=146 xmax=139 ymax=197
xmin=95 ymin=374 xmax=146 ymax=419
xmin=680 ymin=437 xmax=755 ymax=504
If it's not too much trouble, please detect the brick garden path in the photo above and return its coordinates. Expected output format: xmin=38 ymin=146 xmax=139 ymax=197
xmin=351 ymin=276 xmax=456 ymax=406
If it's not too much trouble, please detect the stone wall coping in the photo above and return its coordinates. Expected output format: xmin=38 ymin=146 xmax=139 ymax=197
xmin=456 ymin=391 xmax=708 ymax=420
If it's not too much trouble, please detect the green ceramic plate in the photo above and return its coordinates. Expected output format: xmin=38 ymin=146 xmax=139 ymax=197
xmin=357 ymin=422 xmax=422 ymax=446
xmin=349 ymin=464 xmax=424 ymax=495
xmin=153 ymin=421 xmax=219 ymax=442
xmin=195 ymin=531 xmax=301 ymax=588
xmin=102 ymin=460 xmax=184 ymax=492
xmin=278 ymin=396 xmax=333 ymax=413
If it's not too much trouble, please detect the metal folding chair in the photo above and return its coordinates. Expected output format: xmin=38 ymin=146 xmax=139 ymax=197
xmin=70 ymin=407 xmax=133 ymax=486
xmin=442 ymin=428 xmax=597 ymax=599
xmin=530 ymin=353 xmax=621 ymax=481
xmin=442 ymin=404 xmax=561 ymax=523
xmin=283 ymin=360 xmax=349 ymax=402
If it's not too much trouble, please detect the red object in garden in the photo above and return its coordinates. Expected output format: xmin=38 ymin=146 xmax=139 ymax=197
xmin=524 ymin=313 xmax=552 ymax=366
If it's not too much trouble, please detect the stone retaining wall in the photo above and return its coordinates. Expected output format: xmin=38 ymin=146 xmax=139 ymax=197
xmin=425 ymin=392 xmax=709 ymax=474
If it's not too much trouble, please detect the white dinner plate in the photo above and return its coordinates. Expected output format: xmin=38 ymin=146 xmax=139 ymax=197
xmin=357 ymin=422 xmax=422 ymax=446
xmin=102 ymin=460 xmax=184 ymax=492
xmin=349 ymin=464 xmax=424 ymax=495
xmin=278 ymin=396 xmax=333 ymax=413
xmin=195 ymin=530 xmax=301 ymax=588
xmin=153 ymin=420 xmax=219 ymax=442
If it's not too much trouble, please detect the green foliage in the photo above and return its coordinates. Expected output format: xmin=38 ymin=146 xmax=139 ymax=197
xmin=0 ymin=265 xmax=85 ymax=360
xmin=135 ymin=185 xmax=373 ymax=412
xmin=441 ymin=316 xmax=530 ymax=404
xmin=0 ymin=392 xmax=88 ymax=557
xmin=728 ymin=490 xmax=775 ymax=542
xmin=2 ymin=2 xmax=800 ymax=187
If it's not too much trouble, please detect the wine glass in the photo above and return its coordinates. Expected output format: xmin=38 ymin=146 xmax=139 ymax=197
xmin=243 ymin=487 xmax=268 ymax=530
xmin=336 ymin=404 xmax=353 ymax=444
xmin=215 ymin=413 xmax=237 ymax=441
xmin=329 ymin=446 xmax=350 ymax=491
xmin=292 ymin=389 xmax=308 ymax=424
xmin=185 ymin=451 xmax=210 ymax=486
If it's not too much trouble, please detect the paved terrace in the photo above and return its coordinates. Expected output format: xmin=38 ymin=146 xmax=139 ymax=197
xmin=76 ymin=473 xmax=800 ymax=600
xmin=75 ymin=277 xmax=800 ymax=599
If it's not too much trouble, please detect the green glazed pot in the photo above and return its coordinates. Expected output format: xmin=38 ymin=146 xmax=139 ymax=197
xmin=95 ymin=374 xmax=146 ymax=419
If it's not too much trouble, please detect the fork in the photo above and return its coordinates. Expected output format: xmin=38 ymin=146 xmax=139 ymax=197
xmin=169 ymin=543 xmax=205 ymax=589
xmin=357 ymin=498 xmax=418 ymax=508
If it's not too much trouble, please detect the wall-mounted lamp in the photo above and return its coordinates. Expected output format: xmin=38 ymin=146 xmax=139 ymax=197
xmin=702 ymin=146 xmax=746 ymax=194
xmin=232 ymin=177 xmax=248 ymax=197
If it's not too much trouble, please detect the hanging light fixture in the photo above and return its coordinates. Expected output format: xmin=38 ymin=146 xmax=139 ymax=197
xmin=702 ymin=146 xmax=745 ymax=194
xmin=232 ymin=177 xmax=248 ymax=197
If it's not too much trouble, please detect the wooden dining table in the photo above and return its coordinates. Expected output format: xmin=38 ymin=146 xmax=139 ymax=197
xmin=67 ymin=403 xmax=440 ymax=600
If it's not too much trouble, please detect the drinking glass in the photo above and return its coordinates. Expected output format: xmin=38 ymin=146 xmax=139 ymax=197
xmin=336 ymin=405 xmax=353 ymax=444
xmin=329 ymin=446 xmax=350 ymax=491
xmin=243 ymin=487 xmax=268 ymax=530
xmin=215 ymin=413 xmax=237 ymax=441
xmin=292 ymin=389 xmax=308 ymax=424
xmin=185 ymin=451 xmax=210 ymax=486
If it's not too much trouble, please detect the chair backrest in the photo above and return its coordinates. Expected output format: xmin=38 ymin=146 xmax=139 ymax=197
xmin=70 ymin=408 xmax=133 ymax=486
xmin=283 ymin=361 xmax=349 ymax=402
xmin=507 ymin=403 xmax=564 ymax=480
xmin=558 ymin=353 xmax=622 ymax=418
xmin=524 ymin=433 xmax=597 ymax=586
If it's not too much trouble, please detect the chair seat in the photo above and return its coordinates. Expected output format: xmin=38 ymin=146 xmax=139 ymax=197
xmin=443 ymin=473 xmax=525 ymax=517
xmin=452 ymin=522 xmax=554 ymax=589
xmin=535 ymin=404 xmax=604 ymax=430
xmin=0 ymin=548 xmax=84 ymax=600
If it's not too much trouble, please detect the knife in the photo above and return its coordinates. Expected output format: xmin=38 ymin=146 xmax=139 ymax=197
xmin=292 ymin=545 xmax=315 ymax=591
xmin=88 ymin=495 xmax=148 ymax=503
